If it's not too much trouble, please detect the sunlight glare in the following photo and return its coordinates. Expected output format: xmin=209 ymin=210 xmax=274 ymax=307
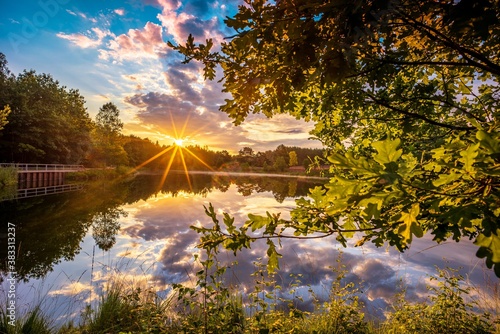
xmin=125 ymin=111 xmax=215 ymax=193
xmin=174 ymin=138 xmax=185 ymax=146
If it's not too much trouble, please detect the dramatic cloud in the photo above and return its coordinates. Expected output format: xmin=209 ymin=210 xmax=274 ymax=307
xmin=101 ymin=22 xmax=168 ymax=61
xmin=52 ymin=0 xmax=321 ymax=152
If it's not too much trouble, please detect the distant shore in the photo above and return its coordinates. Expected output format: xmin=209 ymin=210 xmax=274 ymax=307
xmin=135 ymin=169 xmax=329 ymax=180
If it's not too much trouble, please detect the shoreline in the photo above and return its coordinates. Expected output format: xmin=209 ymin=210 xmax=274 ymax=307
xmin=135 ymin=169 xmax=329 ymax=180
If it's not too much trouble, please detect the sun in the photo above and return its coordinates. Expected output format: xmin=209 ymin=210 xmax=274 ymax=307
xmin=174 ymin=138 xmax=185 ymax=146
xmin=125 ymin=112 xmax=214 ymax=193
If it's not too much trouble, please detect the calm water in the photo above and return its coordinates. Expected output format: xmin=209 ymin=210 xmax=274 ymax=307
xmin=0 ymin=172 xmax=497 ymax=324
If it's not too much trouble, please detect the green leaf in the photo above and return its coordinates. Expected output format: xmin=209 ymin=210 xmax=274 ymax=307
xmin=433 ymin=171 xmax=461 ymax=187
xmin=245 ymin=214 xmax=270 ymax=232
xmin=372 ymin=138 xmax=402 ymax=165
xmin=477 ymin=130 xmax=500 ymax=154
xmin=309 ymin=186 xmax=327 ymax=208
xmin=362 ymin=202 xmax=381 ymax=220
xmin=397 ymin=203 xmax=422 ymax=244
xmin=459 ymin=143 xmax=479 ymax=172
xmin=266 ymin=240 xmax=282 ymax=274
xmin=474 ymin=231 xmax=500 ymax=263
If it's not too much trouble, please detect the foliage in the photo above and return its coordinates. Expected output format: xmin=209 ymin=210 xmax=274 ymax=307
xmin=0 ymin=166 xmax=17 ymax=201
xmin=0 ymin=105 xmax=10 ymax=131
xmin=0 ymin=305 xmax=52 ymax=334
xmin=381 ymin=268 xmax=494 ymax=334
xmin=300 ymin=258 xmax=368 ymax=334
xmin=172 ymin=251 xmax=245 ymax=333
xmin=289 ymin=151 xmax=298 ymax=167
xmin=82 ymin=282 xmax=174 ymax=334
xmin=170 ymin=0 xmax=500 ymax=276
xmin=1 ymin=255 xmax=498 ymax=333
xmin=273 ymin=156 xmax=288 ymax=172
xmin=0 ymin=56 xmax=92 ymax=163
xmin=89 ymin=102 xmax=128 ymax=167
xmin=91 ymin=207 xmax=127 ymax=251
xmin=95 ymin=102 xmax=123 ymax=136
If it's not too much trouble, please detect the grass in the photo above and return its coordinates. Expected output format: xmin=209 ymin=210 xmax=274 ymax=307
xmin=0 ymin=305 xmax=52 ymax=334
xmin=1 ymin=259 xmax=498 ymax=334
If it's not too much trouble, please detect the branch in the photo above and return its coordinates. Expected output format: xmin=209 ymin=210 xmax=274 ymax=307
xmin=217 ymin=223 xmax=381 ymax=242
xmin=375 ymin=58 xmax=474 ymax=69
xmin=363 ymin=91 xmax=473 ymax=131
xmin=397 ymin=11 xmax=500 ymax=77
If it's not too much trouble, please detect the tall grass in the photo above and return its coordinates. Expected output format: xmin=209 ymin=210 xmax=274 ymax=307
xmin=0 ymin=305 xmax=52 ymax=334
xmin=2 ymin=256 xmax=497 ymax=333
xmin=81 ymin=281 xmax=175 ymax=333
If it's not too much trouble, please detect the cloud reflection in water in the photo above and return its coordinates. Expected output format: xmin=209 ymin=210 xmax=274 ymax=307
xmin=115 ymin=179 xmax=495 ymax=318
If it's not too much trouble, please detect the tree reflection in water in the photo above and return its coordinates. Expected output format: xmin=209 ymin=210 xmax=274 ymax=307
xmin=92 ymin=208 xmax=127 ymax=251
xmin=0 ymin=172 xmax=323 ymax=282
xmin=0 ymin=172 xmax=495 ymax=322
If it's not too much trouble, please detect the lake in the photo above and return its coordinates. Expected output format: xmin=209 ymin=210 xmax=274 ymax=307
xmin=0 ymin=172 xmax=497 ymax=325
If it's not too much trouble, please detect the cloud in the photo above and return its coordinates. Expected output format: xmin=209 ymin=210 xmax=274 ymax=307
xmin=111 ymin=177 xmax=497 ymax=319
xmin=56 ymin=27 xmax=111 ymax=48
xmin=154 ymin=0 xmax=224 ymax=45
xmin=100 ymin=22 xmax=168 ymax=62
xmin=65 ymin=9 xmax=98 ymax=23
xmin=114 ymin=8 xmax=126 ymax=16
xmin=122 ymin=61 xmax=255 ymax=150
xmin=239 ymin=114 xmax=321 ymax=149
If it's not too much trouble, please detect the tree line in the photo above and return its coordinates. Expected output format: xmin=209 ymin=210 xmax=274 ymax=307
xmin=0 ymin=53 xmax=322 ymax=172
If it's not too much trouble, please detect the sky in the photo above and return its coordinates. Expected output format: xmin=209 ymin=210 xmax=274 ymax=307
xmin=0 ymin=0 xmax=323 ymax=153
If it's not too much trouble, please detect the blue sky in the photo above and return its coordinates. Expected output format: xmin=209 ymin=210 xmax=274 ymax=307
xmin=0 ymin=0 xmax=322 ymax=152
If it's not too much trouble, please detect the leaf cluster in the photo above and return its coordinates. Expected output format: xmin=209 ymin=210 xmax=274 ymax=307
xmin=172 ymin=0 xmax=500 ymax=277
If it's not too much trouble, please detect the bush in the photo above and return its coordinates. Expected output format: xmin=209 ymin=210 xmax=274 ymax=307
xmin=0 ymin=166 xmax=17 ymax=200
xmin=381 ymin=267 xmax=494 ymax=334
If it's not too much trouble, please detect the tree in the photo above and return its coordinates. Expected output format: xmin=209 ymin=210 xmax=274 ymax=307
xmin=0 ymin=62 xmax=93 ymax=164
xmin=273 ymin=156 xmax=288 ymax=172
xmin=288 ymin=151 xmax=298 ymax=167
xmin=0 ymin=105 xmax=10 ymax=131
xmin=91 ymin=102 xmax=127 ymax=166
xmin=173 ymin=0 xmax=500 ymax=276
xmin=96 ymin=102 xmax=123 ymax=135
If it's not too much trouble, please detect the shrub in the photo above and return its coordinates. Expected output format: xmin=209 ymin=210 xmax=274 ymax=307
xmin=381 ymin=267 xmax=493 ymax=334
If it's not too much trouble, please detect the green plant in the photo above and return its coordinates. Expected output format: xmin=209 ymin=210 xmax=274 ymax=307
xmin=82 ymin=281 xmax=174 ymax=334
xmin=299 ymin=256 xmax=368 ymax=334
xmin=382 ymin=267 xmax=494 ymax=334
xmin=173 ymin=252 xmax=245 ymax=334
xmin=0 ymin=166 xmax=17 ymax=201
xmin=0 ymin=305 xmax=52 ymax=334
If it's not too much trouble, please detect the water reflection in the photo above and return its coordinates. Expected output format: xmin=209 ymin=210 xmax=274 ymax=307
xmin=92 ymin=208 xmax=127 ymax=251
xmin=0 ymin=172 xmax=497 ymax=322
xmin=0 ymin=173 xmax=322 ymax=282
